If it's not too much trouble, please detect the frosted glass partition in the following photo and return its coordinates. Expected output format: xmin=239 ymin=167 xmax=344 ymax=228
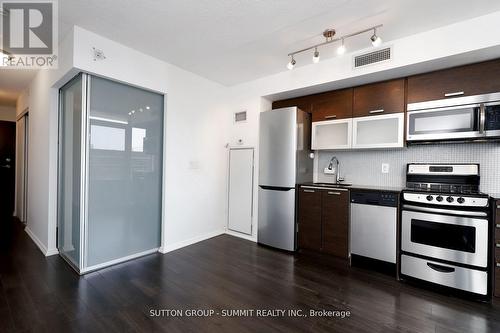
xmin=86 ymin=76 xmax=163 ymax=268
xmin=57 ymin=73 xmax=163 ymax=273
xmin=58 ymin=74 xmax=83 ymax=269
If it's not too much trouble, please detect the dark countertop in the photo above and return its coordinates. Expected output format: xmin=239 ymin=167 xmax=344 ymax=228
xmin=299 ymin=182 xmax=404 ymax=193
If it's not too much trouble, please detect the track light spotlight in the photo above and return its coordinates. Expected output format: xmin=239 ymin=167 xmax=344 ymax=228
xmin=287 ymin=56 xmax=296 ymax=70
xmin=370 ymin=28 xmax=382 ymax=47
xmin=312 ymin=48 xmax=320 ymax=63
xmin=337 ymin=38 xmax=346 ymax=55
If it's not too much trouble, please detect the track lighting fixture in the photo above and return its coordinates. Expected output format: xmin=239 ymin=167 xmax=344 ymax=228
xmin=370 ymin=28 xmax=382 ymax=47
xmin=312 ymin=48 xmax=320 ymax=63
xmin=337 ymin=38 xmax=346 ymax=55
xmin=286 ymin=24 xmax=382 ymax=68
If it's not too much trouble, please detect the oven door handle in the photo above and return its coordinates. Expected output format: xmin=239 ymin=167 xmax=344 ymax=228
xmin=402 ymin=204 xmax=488 ymax=217
xmin=427 ymin=262 xmax=455 ymax=273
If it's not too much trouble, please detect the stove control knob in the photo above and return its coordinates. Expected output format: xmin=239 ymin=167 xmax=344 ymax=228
xmin=436 ymin=196 xmax=444 ymax=202
xmin=457 ymin=197 xmax=465 ymax=204
xmin=426 ymin=195 xmax=433 ymax=201
xmin=446 ymin=196 xmax=454 ymax=203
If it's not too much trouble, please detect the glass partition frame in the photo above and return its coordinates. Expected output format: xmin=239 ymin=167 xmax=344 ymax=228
xmin=57 ymin=73 xmax=164 ymax=274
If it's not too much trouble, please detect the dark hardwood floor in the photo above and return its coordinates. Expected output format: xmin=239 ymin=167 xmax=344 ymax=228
xmin=1 ymin=218 xmax=500 ymax=333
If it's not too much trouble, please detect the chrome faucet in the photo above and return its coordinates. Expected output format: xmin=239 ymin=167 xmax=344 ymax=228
xmin=327 ymin=156 xmax=344 ymax=183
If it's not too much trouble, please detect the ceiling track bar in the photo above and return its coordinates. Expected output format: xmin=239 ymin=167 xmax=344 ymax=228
xmin=287 ymin=24 xmax=383 ymax=57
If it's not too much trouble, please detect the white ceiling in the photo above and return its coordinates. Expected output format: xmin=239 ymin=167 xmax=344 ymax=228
xmin=57 ymin=0 xmax=500 ymax=86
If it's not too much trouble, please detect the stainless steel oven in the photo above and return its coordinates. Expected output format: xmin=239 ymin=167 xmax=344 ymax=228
xmin=401 ymin=207 xmax=488 ymax=268
xmin=407 ymin=92 xmax=500 ymax=142
xmin=400 ymin=163 xmax=491 ymax=298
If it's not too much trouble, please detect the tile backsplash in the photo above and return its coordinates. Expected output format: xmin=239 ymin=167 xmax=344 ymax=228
xmin=315 ymin=142 xmax=500 ymax=195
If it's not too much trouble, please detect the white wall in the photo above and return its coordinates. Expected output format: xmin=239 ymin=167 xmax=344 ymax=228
xmin=21 ymin=26 xmax=229 ymax=256
xmin=0 ymin=105 xmax=16 ymax=122
xmin=225 ymin=11 xmax=500 ymax=242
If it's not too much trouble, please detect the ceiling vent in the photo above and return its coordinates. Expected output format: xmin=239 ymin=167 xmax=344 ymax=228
xmin=354 ymin=47 xmax=392 ymax=68
xmin=234 ymin=111 xmax=247 ymax=123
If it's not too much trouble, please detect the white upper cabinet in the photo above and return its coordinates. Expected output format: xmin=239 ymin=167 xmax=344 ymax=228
xmin=311 ymin=118 xmax=352 ymax=150
xmin=352 ymin=112 xmax=405 ymax=149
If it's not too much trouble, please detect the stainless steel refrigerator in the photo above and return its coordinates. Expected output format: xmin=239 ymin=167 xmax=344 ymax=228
xmin=258 ymin=107 xmax=313 ymax=251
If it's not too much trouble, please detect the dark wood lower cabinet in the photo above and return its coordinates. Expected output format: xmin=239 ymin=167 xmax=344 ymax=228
xmin=297 ymin=187 xmax=349 ymax=258
xmin=321 ymin=190 xmax=349 ymax=258
xmin=297 ymin=188 xmax=322 ymax=251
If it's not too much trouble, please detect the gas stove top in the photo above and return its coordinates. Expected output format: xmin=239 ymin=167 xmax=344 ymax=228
xmin=402 ymin=163 xmax=490 ymax=207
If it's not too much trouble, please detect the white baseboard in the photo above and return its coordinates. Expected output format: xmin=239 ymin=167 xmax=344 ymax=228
xmin=25 ymin=227 xmax=59 ymax=257
xmin=46 ymin=247 xmax=59 ymax=256
xmin=159 ymin=229 xmax=225 ymax=254
xmin=225 ymin=229 xmax=257 ymax=242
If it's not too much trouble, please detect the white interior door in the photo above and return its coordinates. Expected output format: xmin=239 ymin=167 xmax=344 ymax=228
xmin=228 ymin=148 xmax=254 ymax=235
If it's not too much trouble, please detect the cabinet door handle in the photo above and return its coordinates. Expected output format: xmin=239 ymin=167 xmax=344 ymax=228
xmin=426 ymin=262 xmax=455 ymax=273
xmin=303 ymin=189 xmax=315 ymax=193
xmin=327 ymin=191 xmax=341 ymax=195
xmin=496 ymin=243 xmax=500 ymax=248
xmin=324 ymin=115 xmax=337 ymax=119
xmin=444 ymin=91 xmax=464 ymax=97
xmin=497 ymin=205 xmax=500 ymax=209
xmin=497 ymin=263 xmax=500 ymax=268
xmin=369 ymin=109 xmax=384 ymax=114
xmin=496 ymin=224 xmax=500 ymax=228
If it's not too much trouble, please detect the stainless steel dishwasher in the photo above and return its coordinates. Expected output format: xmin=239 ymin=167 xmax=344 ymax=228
xmin=350 ymin=190 xmax=399 ymax=264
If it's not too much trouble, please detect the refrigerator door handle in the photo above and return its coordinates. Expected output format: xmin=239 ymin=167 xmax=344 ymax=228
xmin=259 ymin=185 xmax=294 ymax=191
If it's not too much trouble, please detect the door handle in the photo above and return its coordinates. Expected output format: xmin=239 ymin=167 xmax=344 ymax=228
xmin=444 ymin=91 xmax=464 ymax=97
xmin=369 ymin=109 xmax=384 ymax=114
xmin=427 ymin=262 xmax=455 ymax=273
xmin=1 ymin=165 xmax=11 ymax=169
xmin=324 ymin=115 xmax=337 ymax=119
xmin=479 ymin=104 xmax=486 ymax=134
xmin=303 ymin=189 xmax=315 ymax=193
xmin=327 ymin=191 xmax=341 ymax=195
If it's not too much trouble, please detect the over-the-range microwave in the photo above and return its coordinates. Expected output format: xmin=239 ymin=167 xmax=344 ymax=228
xmin=406 ymin=92 xmax=500 ymax=143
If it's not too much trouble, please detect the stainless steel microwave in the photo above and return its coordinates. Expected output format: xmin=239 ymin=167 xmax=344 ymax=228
xmin=407 ymin=92 xmax=500 ymax=142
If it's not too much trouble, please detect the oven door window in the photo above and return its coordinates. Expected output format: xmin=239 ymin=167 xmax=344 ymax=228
xmin=408 ymin=106 xmax=480 ymax=136
xmin=411 ymin=219 xmax=476 ymax=253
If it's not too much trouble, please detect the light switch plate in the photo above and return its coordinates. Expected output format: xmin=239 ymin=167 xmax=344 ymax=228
xmin=381 ymin=163 xmax=390 ymax=174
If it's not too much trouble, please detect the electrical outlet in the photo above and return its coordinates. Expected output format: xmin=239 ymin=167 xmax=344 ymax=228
xmin=381 ymin=163 xmax=390 ymax=174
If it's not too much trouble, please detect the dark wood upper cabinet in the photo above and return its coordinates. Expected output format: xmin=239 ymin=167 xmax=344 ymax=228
xmin=311 ymin=89 xmax=353 ymax=122
xmin=321 ymin=190 xmax=349 ymax=258
xmin=353 ymin=79 xmax=405 ymax=117
xmin=407 ymin=59 xmax=500 ymax=104
xmin=297 ymin=188 xmax=322 ymax=252
xmin=272 ymin=96 xmax=312 ymax=113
